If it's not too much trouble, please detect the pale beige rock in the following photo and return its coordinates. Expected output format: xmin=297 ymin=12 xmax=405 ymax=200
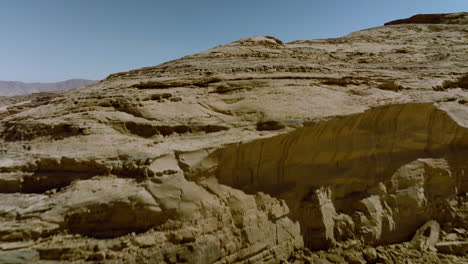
xmin=299 ymin=187 xmax=336 ymax=249
xmin=354 ymin=195 xmax=383 ymax=243
xmin=146 ymin=153 xmax=182 ymax=177
xmin=410 ymin=220 xmax=440 ymax=251
xmin=132 ymin=235 xmax=157 ymax=248
xmin=49 ymin=177 xmax=165 ymax=238
xmin=435 ymin=241 xmax=468 ymax=256
xmin=0 ymin=12 xmax=468 ymax=263
xmin=362 ymin=247 xmax=378 ymax=262
xmin=333 ymin=213 xmax=355 ymax=241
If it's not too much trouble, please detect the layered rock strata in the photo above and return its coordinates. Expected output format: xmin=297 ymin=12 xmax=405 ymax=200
xmin=0 ymin=13 xmax=467 ymax=263
xmin=214 ymin=103 xmax=468 ymax=248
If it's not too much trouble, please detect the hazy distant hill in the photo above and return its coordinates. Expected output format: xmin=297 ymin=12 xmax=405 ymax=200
xmin=0 ymin=79 xmax=98 ymax=96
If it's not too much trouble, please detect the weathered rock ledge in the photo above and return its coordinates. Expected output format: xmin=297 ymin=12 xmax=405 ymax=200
xmin=1 ymin=12 xmax=468 ymax=263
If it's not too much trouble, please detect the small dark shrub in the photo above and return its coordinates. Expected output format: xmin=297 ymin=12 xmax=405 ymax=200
xmin=256 ymin=121 xmax=285 ymax=131
xmin=322 ymin=78 xmax=350 ymax=86
xmin=394 ymin=48 xmax=409 ymax=54
xmin=150 ymin=93 xmax=172 ymax=101
xmin=443 ymin=73 xmax=468 ymax=89
xmin=377 ymin=81 xmax=403 ymax=91
xmin=435 ymin=73 xmax=468 ymax=91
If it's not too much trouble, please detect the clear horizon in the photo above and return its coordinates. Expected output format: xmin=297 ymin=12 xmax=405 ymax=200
xmin=1 ymin=0 xmax=467 ymax=82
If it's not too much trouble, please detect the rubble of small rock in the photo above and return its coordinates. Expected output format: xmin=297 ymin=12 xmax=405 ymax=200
xmin=0 ymin=13 xmax=467 ymax=263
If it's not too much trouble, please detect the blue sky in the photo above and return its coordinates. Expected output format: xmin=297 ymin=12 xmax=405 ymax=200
xmin=0 ymin=0 xmax=467 ymax=82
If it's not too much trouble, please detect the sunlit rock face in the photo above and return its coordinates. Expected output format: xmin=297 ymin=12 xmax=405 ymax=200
xmin=215 ymin=103 xmax=468 ymax=248
xmin=0 ymin=12 xmax=467 ymax=263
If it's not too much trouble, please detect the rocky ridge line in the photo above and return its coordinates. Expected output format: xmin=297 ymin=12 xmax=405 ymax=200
xmin=0 ymin=13 xmax=467 ymax=263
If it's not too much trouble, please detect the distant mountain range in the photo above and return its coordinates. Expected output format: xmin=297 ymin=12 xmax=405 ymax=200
xmin=0 ymin=79 xmax=98 ymax=96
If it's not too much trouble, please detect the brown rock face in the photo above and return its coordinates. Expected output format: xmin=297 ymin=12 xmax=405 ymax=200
xmin=1 ymin=13 xmax=468 ymax=263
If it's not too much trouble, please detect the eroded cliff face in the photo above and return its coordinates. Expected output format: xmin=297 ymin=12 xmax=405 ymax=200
xmin=0 ymin=13 xmax=468 ymax=264
xmin=214 ymin=103 xmax=468 ymax=249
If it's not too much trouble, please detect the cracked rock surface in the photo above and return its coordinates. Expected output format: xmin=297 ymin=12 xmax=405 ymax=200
xmin=1 ymin=12 xmax=468 ymax=263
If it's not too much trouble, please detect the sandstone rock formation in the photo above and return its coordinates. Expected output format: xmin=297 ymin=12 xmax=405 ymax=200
xmin=0 ymin=13 xmax=467 ymax=263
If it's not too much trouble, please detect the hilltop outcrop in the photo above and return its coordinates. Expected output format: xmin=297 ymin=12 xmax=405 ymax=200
xmin=385 ymin=12 xmax=468 ymax=26
xmin=0 ymin=13 xmax=467 ymax=263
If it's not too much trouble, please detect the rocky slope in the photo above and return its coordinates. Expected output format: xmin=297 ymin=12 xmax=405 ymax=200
xmin=0 ymin=79 xmax=97 ymax=96
xmin=0 ymin=13 xmax=467 ymax=263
